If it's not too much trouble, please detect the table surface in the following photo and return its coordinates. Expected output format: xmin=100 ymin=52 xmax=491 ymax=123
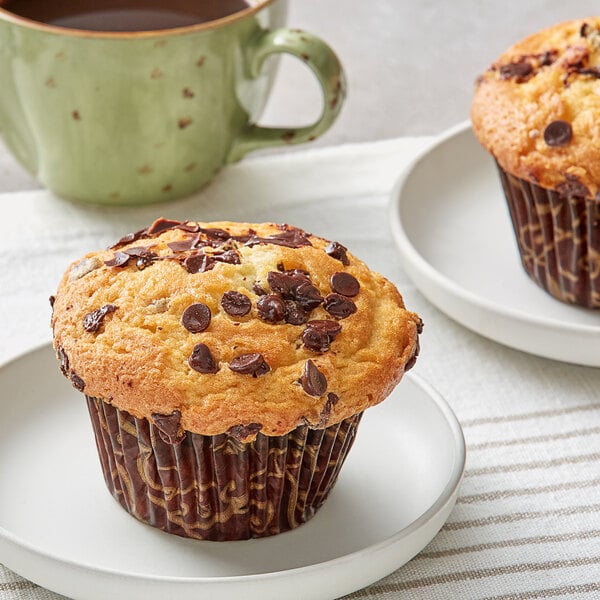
xmin=2 ymin=3 xmax=600 ymax=600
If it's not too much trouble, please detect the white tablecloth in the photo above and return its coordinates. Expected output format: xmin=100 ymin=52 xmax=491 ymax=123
xmin=1 ymin=135 xmax=600 ymax=599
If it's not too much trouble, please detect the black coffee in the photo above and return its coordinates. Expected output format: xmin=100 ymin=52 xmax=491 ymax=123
xmin=3 ymin=0 xmax=253 ymax=31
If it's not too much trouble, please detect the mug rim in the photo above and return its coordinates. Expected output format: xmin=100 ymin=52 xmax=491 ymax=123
xmin=0 ymin=0 xmax=276 ymax=38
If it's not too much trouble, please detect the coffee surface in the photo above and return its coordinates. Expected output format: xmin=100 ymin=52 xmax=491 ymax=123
xmin=2 ymin=0 xmax=252 ymax=30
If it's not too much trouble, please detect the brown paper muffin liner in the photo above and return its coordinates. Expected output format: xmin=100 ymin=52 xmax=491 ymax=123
xmin=85 ymin=396 xmax=362 ymax=541
xmin=496 ymin=164 xmax=600 ymax=308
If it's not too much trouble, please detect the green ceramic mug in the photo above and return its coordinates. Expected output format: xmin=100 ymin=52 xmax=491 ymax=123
xmin=0 ymin=0 xmax=345 ymax=205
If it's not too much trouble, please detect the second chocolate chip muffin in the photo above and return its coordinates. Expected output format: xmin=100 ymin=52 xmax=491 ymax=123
xmin=471 ymin=18 xmax=600 ymax=308
xmin=51 ymin=218 xmax=421 ymax=540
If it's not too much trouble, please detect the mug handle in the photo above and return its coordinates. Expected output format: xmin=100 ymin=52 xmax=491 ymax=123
xmin=226 ymin=28 xmax=346 ymax=163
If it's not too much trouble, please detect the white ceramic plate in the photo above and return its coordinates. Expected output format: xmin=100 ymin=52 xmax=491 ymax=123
xmin=0 ymin=345 xmax=465 ymax=600
xmin=390 ymin=121 xmax=600 ymax=367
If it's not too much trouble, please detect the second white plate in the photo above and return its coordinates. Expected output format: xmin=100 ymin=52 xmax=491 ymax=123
xmin=390 ymin=121 xmax=600 ymax=367
xmin=0 ymin=345 xmax=465 ymax=600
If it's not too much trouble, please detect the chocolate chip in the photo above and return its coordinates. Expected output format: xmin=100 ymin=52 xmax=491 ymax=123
xmin=146 ymin=218 xmax=197 ymax=235
xmin=319 ymin=392 xmax=339 ymax=425
xmin=188 ymin=343 xmax=219 ymax=373
xmin=301 ymin=328 xmax=331 ymax=352
xmin=56 ymin=344 xmax=69 ymax=377
xmin=306 ymin=319 xmax=343 ymax=337
xmin=562 ymin=47 xmax=595 ymax=85
xmin=294 ymin=281 xmax=323 ymax=311
xmin=576 ymin=66 xmax=600 ymax=78
xmin=151 ymin=410 xmax=185 ymax=444
xmin=300 ymin=360 xmax=327 ymax=396
xmin=221 ymin=291 xmax=251 ymax=317
xmin=107 ymin=246 xmax=156 ymax=270
xmin=416 ymin=318 xmax=424 ymax=334
xmin=244 ymin=227 xmax=313 ymax=249
xmin=226 ymin=423 xmax=263 ymax=441
xmin=323 ymin=293 xmax=357 ymax=319
xmin=214 ymin=249 xmax=241 ymax=264
xmin=70 ymin=371 xmax=85 ymax=392
xmin=284 ymin=300 xmax=309 ymax=325
xmin=253 ymin=282 xmax=267 ymax=296
xmin=123 ymin=246 xmax=156 ymax=257
xmin=83 ymin=304 xmax=118 ymax=333
xmin=266 ymin=271 xmax=323 ymax=310
xmin=229 ymin=353 xmax=270 ymax=376
xmin=147 ymin=218 xmax=183 ymax=235
xmin=56 ymin=344 xmax=87 ymax=394
xmin=405 ymin=355 xmax=417 ymax=371
xmin=581 ymin=22 xmax=592 ymax=37
xmin=499 ymin=59 xmax=534 ymax=82
xmin=404 ymin=337 xmax=420 ymax=372
xmin=494 ymin=51 xmax=557 ymax=80
xmin=544 ymin=120 xmax=572 ymax=147
xmin=182 ymin=303 xmax=211 ymax=333
xmin=280 ymin=265 xmax=310 ymax=277
xmin=540 ymin=50 xmax=558 ymax=67
xmin=49 ymin=295 xmax=56 ymax=308
xmin=330 ymin=272 xmax=360 ymax=297
xmin=199 ymin=227 xmax=231 ymax=241
xmin=257 ymin=294 xmax=286 ymax=322
xmin=104 ymin=251 xmax=130 ymax=267
xmin=325 ymin=241 xmax=350 ymax=265
xmin=110 ymin=228 xmax=147 ymax=249
xmin=267 ymin=270 xmax=305 ymax=296
xmin=167 ymin=234 xmax=200 ymax=252
xmin=184 ymin=252 xmax=215 ymax=273
xmin=301 ymin=320 xmax=342 ymax=352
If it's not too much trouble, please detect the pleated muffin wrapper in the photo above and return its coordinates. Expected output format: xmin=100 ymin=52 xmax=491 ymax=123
xmin=86 ymin=396 xmax=362 ymax=541
xmin=496 ymin=163 xmax=600 ymax=308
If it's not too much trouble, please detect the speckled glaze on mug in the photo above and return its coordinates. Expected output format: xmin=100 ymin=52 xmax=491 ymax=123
xmin=0 ymin=0 xmax=346 ymax=205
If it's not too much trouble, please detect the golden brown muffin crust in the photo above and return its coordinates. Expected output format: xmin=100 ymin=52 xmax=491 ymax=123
xmin=471 ymin=17 xmax=600 ymax=196
xmin=51 ymin=219 xmax=421 ymax=440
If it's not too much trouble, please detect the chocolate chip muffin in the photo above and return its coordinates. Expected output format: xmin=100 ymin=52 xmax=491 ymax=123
xmin=51 ymin=218 xmax=422 ymax=541
xmin=471 ymin=18 xmax=600 ymax=308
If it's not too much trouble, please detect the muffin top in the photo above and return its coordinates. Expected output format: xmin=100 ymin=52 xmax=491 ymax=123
xmin=471 ymin=17 xmax=600 ymax=197
xmin=51 ymin=219 xmax=421 ymax=441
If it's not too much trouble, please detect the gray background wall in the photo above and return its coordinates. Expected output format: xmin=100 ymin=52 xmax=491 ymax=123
xmin=262 ymin=1 xmax=600 ymax=143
